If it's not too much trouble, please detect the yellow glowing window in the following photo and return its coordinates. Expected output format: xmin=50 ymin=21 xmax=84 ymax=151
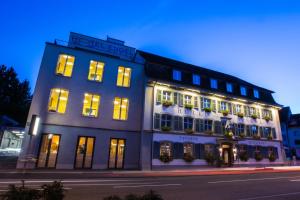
xmin=88 ymin=60 xmax=104 ymax=82
xmin=48 ymin=88 xmax=69 ymax=113
xmin=116 ymin=66 xmax=131 ymax=87
xmin=55 ymin=54 xmax=75 ymax=77
xmin=113 ymin=97 xmax=129 ymax=120
xmin=82 ymin=93 xmax=100 ymax=117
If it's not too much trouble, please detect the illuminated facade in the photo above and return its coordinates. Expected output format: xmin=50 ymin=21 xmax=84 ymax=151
xmin=18 ymin=33 xmax=284 ymax=170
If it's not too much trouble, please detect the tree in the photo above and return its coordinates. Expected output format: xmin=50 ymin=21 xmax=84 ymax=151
xmin=0 ymin=65 xmax=32 ymax=126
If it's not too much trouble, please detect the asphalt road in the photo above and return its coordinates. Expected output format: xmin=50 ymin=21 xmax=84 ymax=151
xmin=1 ymin=172 xmax=300 ymax=200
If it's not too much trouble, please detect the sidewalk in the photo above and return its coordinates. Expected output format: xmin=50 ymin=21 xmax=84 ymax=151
xmin=0 ymin=166 xmax=300 ymax=179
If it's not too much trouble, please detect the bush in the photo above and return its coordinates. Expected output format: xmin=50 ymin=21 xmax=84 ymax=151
xmin=204 ymin=152 xmax=215 ymax=166
xmin=263 ymin=116 xmax=271 ymax=122
xmin=103 ymin=190 xmax=163 ymax=200
xmin=253 ymin=134 xmax=261 ymax=140
xmin=268 ymin=153 xmax=276 ymax=162
xmin=224 ymin=131 xmax=233 ymax=139
xmin=221 ymin=110 xmax=229 ymax=116
xmin=254 ymin=152 xmax=263 ymax=162
xmin=41 ymin=181 xmax=65 ymax=200
xmin=184 ymin=104 xmax=193 ymax=110
xmin=251 ymin=114 xmax=258 ymax=119
xmin=183 ymin=153 xmax=195 ymax=162
xmin=161 ymin=126 xmax=171 ymax=132
xmin=159 ymin=153 xmax=172 ymax=163
xmin=239 ymin=151 xmax=249 ymax=162
xmin=239 ymin=133 xmax=246 ymax=138
xmin=162 ymin=101 xmax=173 ymax=107
xmin=204 ymin=107 xmax=212 ymax=113
xmin=267 ymin=135 xmax=273 ymax=140
xmin=1 ymin=181 xmax=41 ymax=200
xmin=237 ymin=112 xmax=244 ymax=118
xmin=184 ymin=129 xmax=194 ymax=134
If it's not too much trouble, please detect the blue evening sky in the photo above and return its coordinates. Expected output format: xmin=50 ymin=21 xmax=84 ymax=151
xmin=1 ymin=0 xmax=300 ymax=113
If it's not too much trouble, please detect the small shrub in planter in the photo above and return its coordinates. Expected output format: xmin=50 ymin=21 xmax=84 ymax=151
xmin=239 ymin=133 xmax=246 ymax=138
xmin=215 ymin=156 xmax=223 ymax=168
xmin=204 ymin=107 xmax=212 ymax=113
xmin=183 ymin=153 xmax=195 ymax=162
xmin=103 ymin=190 xmax=163 ymax=200
xmin=103 ymin=195 xmax=122 ymax=200
xmin=239 ymin=151 xmax=249 ymax=162
xmin=254 ymin=152 xmax=263 ymax=161
xmin=162 ymin=100 xmax=173 ymax=107
xmin=224 ymin=131 xmax=234 ymax=139
xmin=237 ymin=112 xmax=244 ymax=118
xmin=161 ymin=126 xmax=171 ymax=132
xmin=263 ymin=116 xmax=271 ymax=122
xmin=159 ymin=153 xmax=173 ymax=163
xmin=221 ymin=110 xmax=229 ymax=116
xmin=184 ymin=104 xmax=193 ymax=110
xmin=268 ymin=153 xmax=276 ymax=162
xmin=252 ymin=134 xmax=261 ymax=140
xmin=251 ymin=114 xmax=258 ymax=120
xmin=267 ymin=135 xmax=273 ymax=140
xmin=204 ymin=152 xmax=215 ymax=166
xmin=205 ymin=130 xmax=213 ymax=135
xmin=1 ymin=181 xmax=41 ymax=200
xmin=184 ymin=128 xmax=194 ymax=134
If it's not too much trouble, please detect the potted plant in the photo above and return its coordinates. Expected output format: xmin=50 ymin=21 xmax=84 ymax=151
xmin=239 ymin=151 xmax=249 ymax=162
xmin=263 ymin=116 xmax=271 ymax=122
xmin=162 ymin=100 xmax=173 ymax=107
xmin=184 ymin=128 xmax=194 ymax=134
xmin=204 ymin=107 xmax=212 ymax=113
xmin=159 ymin=153 xmax=173 ymax=163
xmin=184 ymin=104 xmax=193 ymax=110
xmin=254 ymin=152 xmax=263 ymax=161
xmin=268 ymin=152 xmax=276 ymax=162
xmin=183 ymin=153 xmax=195 ymax=162
xmin=251 ymin=114 xmax=258 ymax=120
xmin=237 ymin=112 xmax=244 ymax=118
xmin=253 ymin=134 xmax=261 ymax=140
xmin=205 ymin=130 xmax=213 ymax=135
xmin=221 ymin=110 xmax=229 ymax=116
xmin=161 ymin=126 xmax=171 ymax=132
xmin=267 ymin=134 xmax=273 ymax=140
xmin=224 ymin=131 xmax=234 ymax=139
xmin=204 ymin=152 xmax=215 ymax=166
xmin=239 ymin=132 xmax=246 ymax=138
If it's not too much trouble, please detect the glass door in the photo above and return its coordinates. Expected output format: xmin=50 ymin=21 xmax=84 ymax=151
xmin=75 ymin=136 xmax=95 ymax=169
xmin=108 ymin=138 xmax=126 ymax=169
xmin=37 ymin=134 xmax=60 ymax=168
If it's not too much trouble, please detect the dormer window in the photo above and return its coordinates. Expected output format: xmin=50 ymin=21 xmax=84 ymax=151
xmin=173 ymin=70 xmax=181 ymax=81
xmin=210 ymin=79 xmax=218 ymax=89
xmin=192 ymin=74 xmax=201 ymax=85
xmin=240 ymin=86 xmax=247 ymax=96
xmin=226 ymin=83 xmax=233 ymax=93
xmin=254 ymin=89 xmax=260 ymax=98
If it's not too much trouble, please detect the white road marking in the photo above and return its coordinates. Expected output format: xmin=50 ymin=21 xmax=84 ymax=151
xmin=62 ymin=182 xmax=159 ymax=187
xmin=237 ymin=191 xmax=300 ymax=200
xmin=0 ymin=188 xmax=72 ymax=192
xmin=290 ymin=179 xmax=300 ymax=182
xmin=114 ymin=183 xmax=182 ymax=188
xmin=0 ymin=179 xmax=136 ymax=184
xmin=208 ymin=176 xmax=300 ymax=184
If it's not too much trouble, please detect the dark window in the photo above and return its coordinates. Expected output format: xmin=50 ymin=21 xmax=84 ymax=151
xmin=161 ymin=114 xmax=172 ymax=128
xmin=184 ymin=117 xmax=193 ymax=130
xmin=173 ymin=116 xmax=183 ymax=131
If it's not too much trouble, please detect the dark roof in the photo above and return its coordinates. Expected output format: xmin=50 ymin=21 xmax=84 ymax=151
xmin=138 ymin=50 xmax=280 ymax=106
xmin=0 ymin=115 xmax=20 ymax=127
xmin=289 ymin=114 xmax=300 ymax=127
xmin=279 ymin=107 xmax=292 ymax=123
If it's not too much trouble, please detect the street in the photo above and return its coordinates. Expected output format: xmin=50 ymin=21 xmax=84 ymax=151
xmin=1 ymin=171 xmax=300 ymax=200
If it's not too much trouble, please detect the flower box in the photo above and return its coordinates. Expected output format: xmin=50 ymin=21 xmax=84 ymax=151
xmin=263 ymin=116 xmax=271 ymax=122
xmin=184 ymin=104 xmax=193 ymax=110
xmin=222 ymin=110 xmax=229 ymax=116
xmin=254 ymin=152 xmax=263 ymax=162
xmin=161 ymin=126 xmax=171 ymax=132
xmin=224 ymin=131 xmax=234 ymax=139
xmin=162 ymin=100 xmax=173 ymax=107
xmin=267 ymin=135 xmax=273 ymax=140
xmin=253 ymin=134 xmax=261 ymax=140
xmin=239 ymin=133 xmax=246 ymax=138
xmin=237 ymin=112 xmax=244 ymax=118
xmin=184 ymin=128 xmax=194 ymax=134
xmin=251 ymin=114 xmax=258 ymax=119
xmin=268 ymin=153 xmax=276 ymax=162
xmin=204 ymin=107 xmax=212 ymax=113
xmin=183 ymin=153 xmax=195 ymax=162
xmin=159 ymin=154 xmax=173 ymax=163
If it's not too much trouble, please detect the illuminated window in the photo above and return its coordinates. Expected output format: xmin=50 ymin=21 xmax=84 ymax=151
xmin=48 ymin=88 xmax=69 ymax=113
xmin=117 ymin=66 xmax=131 ymax=87
xmin=55 ymin=54 xmax=75 ymax=77
xmin=82 ymin=93 xmax=100 ymax=117
xmin=160 ymin=142 xmax=172 ymax=157
xmin=113 ymin=97 xmax=129 ymax=120
xmin=88 ymin=60 xmax=104 ymax=82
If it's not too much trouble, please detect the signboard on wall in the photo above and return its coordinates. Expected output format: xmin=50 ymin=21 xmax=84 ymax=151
xmin=68 ymin=32 xmax=136 ymax=61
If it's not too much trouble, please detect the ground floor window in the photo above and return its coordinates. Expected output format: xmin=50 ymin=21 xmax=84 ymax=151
xmin=160 ymin=142 xmax=172 ymax=157
xmin=108 ymin=138 xmax=126 ymax=169
xmin=37 ymin=134 xmax=60 ymax=168
xmin=237 ymin=124 xmax=245 ymax=136
xmin=75 ymin=136 xmax=95 ymax=169
xmin=184 ymin=143 xmax=194 ymax=156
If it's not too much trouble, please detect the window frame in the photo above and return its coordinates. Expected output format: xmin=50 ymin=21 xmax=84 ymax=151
xmin=116 ymin=66 xmax=131 ymax=87
xmin=88 ymin=60 xmax=105 ymax=82
xmin=240 ymin=86 xmax=247 ymax=96
xmin=192 ymin=74 xmax=201 ymax=85
xmin=48 ymin=88 xmax=69 ymax=114
xmin=82 ymin=93 xmax=101 ymax=118
xmin=210 ymin=78 xmax=218 ymax=89
xmin=253 ymin=89 xmax=260 ymax=98
xmin=55 ymin=54 xmax=75 ymax=77
xmin=226 ymin=83 xmax=233 ymax=93
xmin=172 ymin=69 xmax=182 ymax=81
xmin=113 ymin=97 xmax=129 ymax=120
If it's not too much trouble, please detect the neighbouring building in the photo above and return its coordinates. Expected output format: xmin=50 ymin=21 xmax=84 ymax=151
xmin=280 ymin=107 xmax=300 ymax=159
xmin=17 ymin=33 xmax=284 ymax=170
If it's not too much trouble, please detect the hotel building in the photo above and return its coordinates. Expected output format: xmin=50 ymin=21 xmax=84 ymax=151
xmin=17 ymin=33 xmax=284 ymax=170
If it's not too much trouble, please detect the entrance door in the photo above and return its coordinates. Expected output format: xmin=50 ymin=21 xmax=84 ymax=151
xmin=75 ymin=136 xmax=95 ymax=169
xmin=108 ymin=138 xmax=126 ymax=169
xmin=222 ymin=144 xmax=232 ymax=166
xmin=37 ymin=134 xmax=60 ymax=168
